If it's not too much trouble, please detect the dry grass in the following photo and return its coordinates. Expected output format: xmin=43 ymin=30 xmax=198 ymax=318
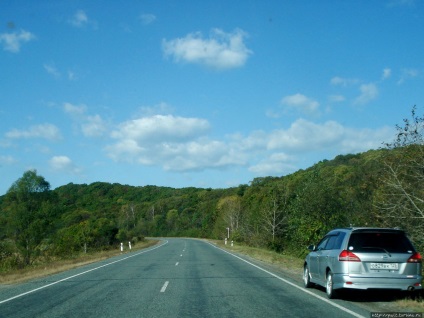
xmin=214 ymin=240 xmax=304 ymax=277
xmin=0 ymin=240 xmax=158 ymax=285
xmin=394 ymin=294 xmax=424 ymax=311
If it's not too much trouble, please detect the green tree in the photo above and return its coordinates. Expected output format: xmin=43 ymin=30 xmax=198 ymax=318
xmin=54 ymin=220 xmax=92 ymax=255
xmin=287 ymin=167 xmax=346 ymax=255
xmin=4 ymin=170 xmax=53 ymax=265
xmin=166 ymin=209 xmax=179 ymax=233
xmin=217 ymin=195 xmax=243 ymax=240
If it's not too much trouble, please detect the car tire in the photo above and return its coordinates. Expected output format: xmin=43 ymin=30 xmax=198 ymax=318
xmin=326 ymin=270 xmax=338 ymax=299
xmin=303 ymin=266 xmax=313 ymax=288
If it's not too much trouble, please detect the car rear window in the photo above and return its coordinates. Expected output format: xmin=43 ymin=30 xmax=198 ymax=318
xmin=348 ymin=231 xmax=415 ymax=253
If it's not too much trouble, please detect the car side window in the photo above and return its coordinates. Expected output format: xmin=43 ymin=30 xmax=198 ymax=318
xmin=333 ymin=232 xmax=346 ymax=249
xmin=316 ymin=237 xmax=329 ymax=250
xmin=317 ymin=232 xmax=346 ymax=250
xmin=325 ymin=235 xmax=338 ymax=250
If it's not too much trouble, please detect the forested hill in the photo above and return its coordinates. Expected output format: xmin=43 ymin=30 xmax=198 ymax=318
xmin=1 ymin=145 xmax=424 ymax=271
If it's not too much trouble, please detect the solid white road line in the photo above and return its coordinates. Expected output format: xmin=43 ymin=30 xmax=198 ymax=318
xmin=0 ymin=240 xmax=169 ymax=305
xmin=160 ymin=281 xmax=169 ymax=293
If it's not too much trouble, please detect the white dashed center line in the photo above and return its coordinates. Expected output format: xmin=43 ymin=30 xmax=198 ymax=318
xmin=160 ymin=281 xmax=169 ymax=293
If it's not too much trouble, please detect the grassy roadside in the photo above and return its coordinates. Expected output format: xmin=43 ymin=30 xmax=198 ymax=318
xmin=0 ymin=240 xmax=159 ymax=285
xmin=213 ymin=240 xmax=304 ymax=276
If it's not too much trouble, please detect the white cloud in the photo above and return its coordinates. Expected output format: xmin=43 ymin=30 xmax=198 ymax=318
xmin=398 ymin=68 xmax=419 ymax=84
xmin=63 ymin=102 xmax=106 ymax=137
xmin=69 ymin=10 xmax=89 ymax=27
xmin=140 ymin=13 xmax=156 ymax=25
xmin=162 ymin=28 xmax=252 ymax=70
xmin=248 ymin=152 xmax=296 ymax=176
xmin=340 ymin=126 xmax=393 ymax=153
xmin=82 ymin=115 xmax=107 ymax=137
xmin=354 ymin=83 xmax=378 ymax=105
xmin=106 ymin=113 xmax=393 ymax=177
xmin=110 ymin=115 xmax=210 ymax=144
xmin=44 ymin=63 xmax=61 ymax=78
xmin=44 ymin=65 xmax=78 ymax=81
xmin=330 ymin=76 xmax=359 ymax=87
xmin=137 ymin=102 xmax=174 ymax=117
xmin=68 ymin=10 xmax=97 ymax=29
xmin=382 ymin=68 xmax=391 ymax=80
xmin=5 ymin=124 xmax=62 ymax=140
xmin=68 ymin=70 xmax=77 ymax=81
xmin=265 ymin=109 xmax=281 ymax=119
xmin=0 ymin=155 xmax=16 ymax=165
xmin=106 ymin=114 xmax=245 ymax=170
xmin=161 ymin=139 xmax=245 ymax=171
xmin=49 ymin=156 xmax=81 ymax=174
xmin=328 ymin=95 xmax=346 ymax=103
xmin=240 ymin=118 xmax=392 ymax=155
xmin=266 ymin=119 xmax=344 ymax=151
xmin=108 ymin=136 xmax=244 ymax=171
xmin=0 ymin=29 xmax=35 ymax=53
xmin=63 ymin=102 xmax=87 ymax=116
xmin=281 ymin=93 xmax=320 ymax=115
xmin=235 ymin=119 xmax=393 ymax=177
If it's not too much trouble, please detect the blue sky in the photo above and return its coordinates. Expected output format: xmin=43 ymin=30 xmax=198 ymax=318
xmin=1 ymin=0 xmax=423 ymax=195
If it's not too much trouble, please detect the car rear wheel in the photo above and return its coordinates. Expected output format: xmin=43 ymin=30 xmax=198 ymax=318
xmin=303 ymin=266 xmax=313 ymax=288
xmin=326 ymin=270 xmax=338 ymax=299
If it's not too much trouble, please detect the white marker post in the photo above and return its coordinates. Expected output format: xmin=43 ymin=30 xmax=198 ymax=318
xmin=120 ymin=242 xmax=123 ymax=252
xmin=129 ymin=241 xmax=132 ymax=250
xmin=225 ymin=238 xmax=227 ymax=245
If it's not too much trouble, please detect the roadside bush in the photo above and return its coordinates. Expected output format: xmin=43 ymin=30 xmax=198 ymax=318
xmin=267 ymin=238 xmax=284 ymax=253
xmin=131 ymin=235 xmax=145 ymax=244
xmin=0 ymin=240 xmax=21 ymax=272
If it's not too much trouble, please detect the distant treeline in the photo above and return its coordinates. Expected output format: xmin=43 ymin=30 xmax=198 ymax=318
xmin=1 ymin=108 xmax=423 ymax=271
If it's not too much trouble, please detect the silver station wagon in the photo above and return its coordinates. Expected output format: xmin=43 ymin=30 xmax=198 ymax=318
xmin=303 ymin=228 xmax=422 ymax=298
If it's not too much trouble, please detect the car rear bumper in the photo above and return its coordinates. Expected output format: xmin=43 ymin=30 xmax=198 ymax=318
xmin=333 ymin=274 xmax=423 ymax=291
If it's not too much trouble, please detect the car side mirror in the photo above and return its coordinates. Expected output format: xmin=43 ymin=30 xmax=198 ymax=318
xmin=307 ymin=244 xmax=316 ymax=251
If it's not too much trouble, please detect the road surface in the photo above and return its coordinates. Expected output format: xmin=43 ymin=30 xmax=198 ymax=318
xmin=0 ymin=238 xmax=370 ymax=317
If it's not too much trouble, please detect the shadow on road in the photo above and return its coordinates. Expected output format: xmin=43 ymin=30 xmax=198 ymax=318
xmin=312 ymin=285 xmax=423 ymax=302
xmin=345 ymin=289 xmax=423 ymax=303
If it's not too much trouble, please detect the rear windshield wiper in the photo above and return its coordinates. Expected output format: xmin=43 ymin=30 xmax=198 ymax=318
xmin=362 ymin=246 xmax=391 ymax=257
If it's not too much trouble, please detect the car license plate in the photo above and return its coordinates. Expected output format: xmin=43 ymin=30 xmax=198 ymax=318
xmin=370 ymin=263 xmax=399 ymax=270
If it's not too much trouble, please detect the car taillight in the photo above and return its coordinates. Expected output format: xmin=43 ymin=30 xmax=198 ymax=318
xmin=339 ymin=250 xmax=361 ymax=262
xmin=407 ymin=252 xmax=422 ymax=263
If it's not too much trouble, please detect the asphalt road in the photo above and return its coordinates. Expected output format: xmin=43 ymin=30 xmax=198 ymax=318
xmin=0 ymin=239 xmax=371 ymax=318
